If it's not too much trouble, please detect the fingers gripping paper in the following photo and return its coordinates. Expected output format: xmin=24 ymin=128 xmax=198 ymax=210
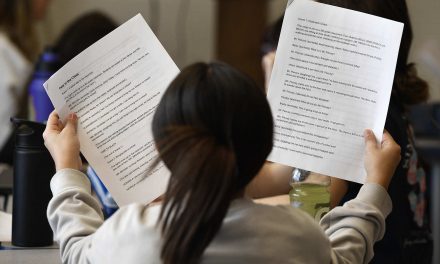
xmin=267 ymin=0 xmax=403 ymax=183
xmin=44 ymin=14 xmax=179 ymax=206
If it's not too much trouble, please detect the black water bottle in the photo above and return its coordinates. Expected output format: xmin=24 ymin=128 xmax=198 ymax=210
xmin=11 ymin=118 xmax=55 ymax=247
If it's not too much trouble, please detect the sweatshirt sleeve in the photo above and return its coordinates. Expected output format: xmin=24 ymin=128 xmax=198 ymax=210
xmin=47 ymin=169 xmax=104 ymax=264
xmin=320 ymin=183 xmax=392 ymax=264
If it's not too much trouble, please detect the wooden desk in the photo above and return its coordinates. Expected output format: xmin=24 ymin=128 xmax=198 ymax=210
xmin=254 ymin=194 xmax=290 ymax=206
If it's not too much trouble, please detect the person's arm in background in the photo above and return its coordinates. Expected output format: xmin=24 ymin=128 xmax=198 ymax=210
xmin=250 ymin=50 xmax=292 ymax=199
xmin=261 ymin=51 xmax=276 ymax=93
xmin=245 ymin=162 xmax=293 ymax=198
xmin=247 ymin=162 xmax=350 ymax=205
xmin=330 ymin=177 xmax=348 ymax=208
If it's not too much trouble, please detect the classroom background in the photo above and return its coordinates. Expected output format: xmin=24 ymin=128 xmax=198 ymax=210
xmin=35 ymin=2 xmax=440 ymax=263
xmin=0 ymin=0 xmax=439 ymax=263
xmin=35 ymin=0 xmax=440 ymax=101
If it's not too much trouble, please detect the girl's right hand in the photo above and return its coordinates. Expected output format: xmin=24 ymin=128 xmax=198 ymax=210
xmin=363 ymin=129 xmax=401 ymax=190
xmin=43 ymin=111 xmax=81 ymax=171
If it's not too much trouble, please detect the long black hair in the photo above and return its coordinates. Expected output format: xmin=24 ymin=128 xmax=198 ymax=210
xmin=152 ymin=62 xmax=273 ymax=264
xmin=53 ymin=11 xmax=117 ymax=67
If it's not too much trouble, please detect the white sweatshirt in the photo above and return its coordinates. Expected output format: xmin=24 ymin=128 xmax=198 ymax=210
xmin=0 ymin=32 xmax=31 ymax=149
xmin=47 ymin=169 xmax=392 ymax=264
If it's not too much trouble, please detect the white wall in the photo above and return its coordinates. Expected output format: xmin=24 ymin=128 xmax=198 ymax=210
xmin=37 ymin=0 xmax=216 ymax=68
xmin=407 ymin=0 xmax=440 ymax=101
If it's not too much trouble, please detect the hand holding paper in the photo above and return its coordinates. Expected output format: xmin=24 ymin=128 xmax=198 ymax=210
xmin=363 ymin=129 xmax=401 ymax=189
xmin=44 ymin=14 xmax=179 ymax=206
xmin=267 ymin=0 xmax=403 ymax=183
xmin=43 ymin=112 xmax=81 ymax=171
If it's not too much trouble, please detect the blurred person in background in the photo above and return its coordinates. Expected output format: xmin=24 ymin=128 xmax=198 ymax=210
xmin=252 ymin=0 xmax=432 ymax=263
xmin=53 ymin=11 xmax=117 ymax=67
xmin=323 ymin=1 xmax=432 ymax=263
xmin=0 ymin=0 xmax=51 ymax=165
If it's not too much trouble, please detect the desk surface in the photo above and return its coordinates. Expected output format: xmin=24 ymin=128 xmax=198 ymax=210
xmin=0 ymin=249 xmax=60 ymax=264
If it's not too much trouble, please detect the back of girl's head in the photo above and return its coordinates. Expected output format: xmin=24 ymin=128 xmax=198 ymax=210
xmin=54 ymin=11 xmax=117 ymax=66
xmin=315 ymin=0 xmax=429 ymax=105
xmin=152 ymin=62 xmax=273 ymax=264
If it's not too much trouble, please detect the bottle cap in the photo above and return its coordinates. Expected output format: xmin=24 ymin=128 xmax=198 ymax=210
xmin=10 ymin=118 xmax=46 ymax=149
xmin=34 ymin=47 xmax=61 ymax=74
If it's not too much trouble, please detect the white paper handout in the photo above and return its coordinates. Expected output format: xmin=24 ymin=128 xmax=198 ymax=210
xmin=44 ymin=14 xmax=179 ymax=206
xmin=267 ymin=0 xmax=403 ymax=183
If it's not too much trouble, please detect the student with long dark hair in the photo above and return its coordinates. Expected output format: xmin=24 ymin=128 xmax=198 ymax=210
xmin=44 ymin=62 xmax=400 ymax=263
xmin=253 ymin=0 xmax=432 ymax=263
xmin=321 ymin=1 xmax=432 ymax=263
